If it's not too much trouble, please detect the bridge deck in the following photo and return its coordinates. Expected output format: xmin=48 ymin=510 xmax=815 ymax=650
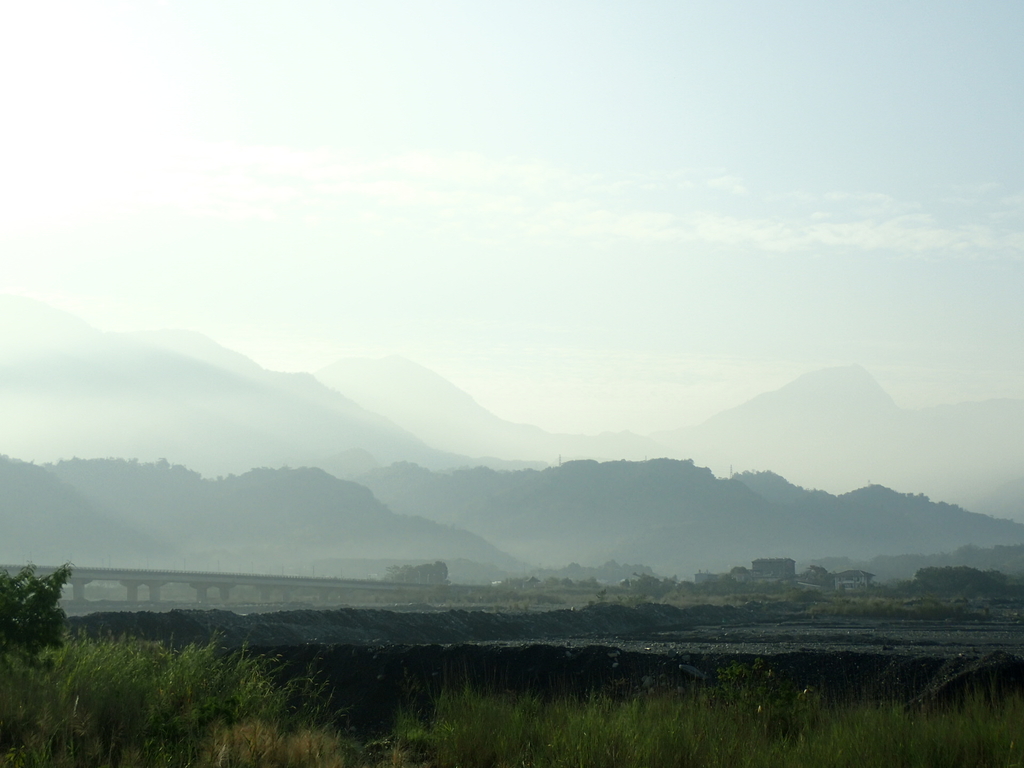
xmin=1 ymin=564 xmax=442 ymax=603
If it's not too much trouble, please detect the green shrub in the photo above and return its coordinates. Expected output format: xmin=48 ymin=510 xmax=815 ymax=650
xmin=0 ymin=636 xmax=328 ymax=766
xmin=0 ymin=564 xmax=70 ymax=661
xmin=914 ymin=566 xmax=1012 ymax=597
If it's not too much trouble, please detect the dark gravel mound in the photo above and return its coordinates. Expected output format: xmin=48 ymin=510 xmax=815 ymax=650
xmin=259 ymin=644 xmax=954 ymax=734
xmin=909 ymin=651 xmax=1024 ymax=708
xmin=66 ymin=604 xmax=1024 ymax=736
xmin=67 ymin=603 xmax=755 ymax=648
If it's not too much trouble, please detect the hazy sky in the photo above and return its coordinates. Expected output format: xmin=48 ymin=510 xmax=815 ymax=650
xmin=2 ymin=1 xmax=1022 ymax=433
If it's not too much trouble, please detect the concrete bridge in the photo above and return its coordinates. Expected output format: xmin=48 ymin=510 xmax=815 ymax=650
xmin=1 ymin=564 xmax=442 ymax=605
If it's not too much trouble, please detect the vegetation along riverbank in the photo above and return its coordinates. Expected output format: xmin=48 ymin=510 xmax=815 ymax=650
xmin=3 ymin=635 xmax=1024 ymax=767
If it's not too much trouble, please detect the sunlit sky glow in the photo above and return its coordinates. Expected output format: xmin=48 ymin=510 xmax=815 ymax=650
xmin=2 ymin=1 xmax=1022 ymax=434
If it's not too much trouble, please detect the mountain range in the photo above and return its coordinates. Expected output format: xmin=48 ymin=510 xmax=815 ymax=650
xmin=315 ymin=354 xmax=1024 ymax=516
xmin=652 ymin=365 xmax=1024 ymax=513
xmin=316 ymin=355 xmax=666 ymax=464
xmin=2 ymin=294 xmax=1023 ymax=527
xmin=0 ymin=296 xmax=463 ymax=476
xmin=4 ymin=452 xmax=1019 ymax=579
xmin=1 ymin=455 xmax=523 ymax=579
xmin=359 ymin=458 xmax=1024 ymax=574
xmin=0 ymin=456 xmax=163 ymax=566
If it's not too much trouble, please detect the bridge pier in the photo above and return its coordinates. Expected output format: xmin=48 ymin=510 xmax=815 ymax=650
xmin=143 ymin=581 xmax=165 ymax=602
xmin=120 ymin=580 xmax=141 ymax=602
xmin=314 ymin=587 xmax=337 ymax=603
xmin=70 ymin=578 xmax=91 ymax=602
xmin=121 ymin=581 xmax=167 ymax=602
xmin=190 ymin=583 xmax=212 ymax=603
xmin=259 ymin=587 xmax=272 ymax=602
xmin=217 ymin=585 xmax=233 ymax=603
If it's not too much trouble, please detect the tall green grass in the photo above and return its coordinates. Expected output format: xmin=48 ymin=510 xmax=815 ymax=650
xmin=4 ymin=638 xmax=1024 ymax=767
xmin=395 ymin=686 xmax=1024 ymax=768
xmin=0 ymin=637 xmax=355 ymax=767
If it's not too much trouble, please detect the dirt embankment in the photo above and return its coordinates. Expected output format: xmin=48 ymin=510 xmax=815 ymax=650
xmin=67 ymin=602 xmax=752 ymax=647
xmin=67 ymin=603 xmax=1024 ymax=735
xmin=259 ymin=643 xmax=964 ymax=734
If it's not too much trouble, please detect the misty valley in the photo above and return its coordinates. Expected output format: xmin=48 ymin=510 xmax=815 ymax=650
xmin=4 ymin=4 xmax=1023 ymax=762
xmin=6 ymin=296 xmax=1024 ymax=768
xmin=3 ymin=295 xmax=1024 ymax=592
xmin=7 ymin=453 xmax=1024 ymax=593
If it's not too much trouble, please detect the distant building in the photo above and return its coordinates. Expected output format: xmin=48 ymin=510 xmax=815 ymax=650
xmin=750 ymin=558 xmax=796 ymax=581
xmin=694 ymin=571 xmax=718 ymax=584
xmin=833 ymin=570 xmax=874 ymax=590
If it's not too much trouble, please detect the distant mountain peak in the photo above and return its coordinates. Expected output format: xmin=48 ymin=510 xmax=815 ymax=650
xmin=126 ymin=328 xmax=266 ymax=378
xmin=318 ymin=355 xmax=483 ymax=410
xmin=316 ymin=355 xmax=669 ymax=463
xmin=0 ymin=294 xmax=102 ymax=355
xmin=709 ymin=364 xmax=899 ymax=425
xmin=764 ymin=364 xmax=894 ymax=404
xmin=783 ymin=364 xmax=891 ymax=395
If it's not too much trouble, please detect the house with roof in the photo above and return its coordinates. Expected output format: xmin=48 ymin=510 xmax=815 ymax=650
xmin=833 ymin=569 xmax=874 ymax=590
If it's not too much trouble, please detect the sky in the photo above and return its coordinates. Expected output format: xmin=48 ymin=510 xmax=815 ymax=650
xmin=1 ymin=0 xmax=1022 ymax=434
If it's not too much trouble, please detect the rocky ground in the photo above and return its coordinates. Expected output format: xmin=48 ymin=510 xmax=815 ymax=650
xmin=67 ymin=602 xmax=1024 ymax=734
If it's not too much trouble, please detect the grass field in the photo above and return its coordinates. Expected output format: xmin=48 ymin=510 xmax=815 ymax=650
xmin=0 ymin=636 xmax=356 ymax=767
xmin=392 ymin=686 xmax=1024 ymax=768
xmin=2 ymin=637 xmax=1023 ymax=767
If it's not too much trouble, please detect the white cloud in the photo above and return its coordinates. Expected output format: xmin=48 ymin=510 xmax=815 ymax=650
xmin=706 ymin=175 xmax=749 ymax=195
xmin=2 ymin=140 xmax=1021 ymax=262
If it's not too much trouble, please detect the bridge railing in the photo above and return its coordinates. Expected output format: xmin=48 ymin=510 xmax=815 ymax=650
xmin=1 ymin=564 xmax=442 ymax=605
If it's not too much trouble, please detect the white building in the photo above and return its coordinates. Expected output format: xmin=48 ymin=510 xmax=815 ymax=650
xmin=833 ymin=570 xmax=874 ymax=590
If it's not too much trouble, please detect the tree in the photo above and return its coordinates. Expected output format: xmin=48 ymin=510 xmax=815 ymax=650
xmin=385 ymin=561 xmax=449 ymax=585
xmin=798 ymin=565 xmax=831 ymax=587
xmin=913 ymin=566 xmax=1009 ymax=597
xmin=625 ymin=573 xmax=678 ymax=599
xmin=0 ymin=564 xmax=71 ymax=660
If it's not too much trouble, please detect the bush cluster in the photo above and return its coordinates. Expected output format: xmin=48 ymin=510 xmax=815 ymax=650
xmin=0 ymin=564 xmax=70 ymax=661
xmin=0 ymin=636 xmax=356 ymax=767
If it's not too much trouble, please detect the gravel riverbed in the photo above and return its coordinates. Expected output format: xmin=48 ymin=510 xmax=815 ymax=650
xmin=67 ymin=602 xmax=1024 ymax=733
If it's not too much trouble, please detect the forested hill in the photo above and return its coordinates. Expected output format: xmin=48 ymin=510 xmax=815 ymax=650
xmin=0 ymin=456 xmax=167 ymax=565
xmin=811 ymin=544 xmax=1024 ymax=582
xmin=37 ymin=458 xmax=523 ymax=572
xmin=359 ymin=459 xmax=1024 ymax=575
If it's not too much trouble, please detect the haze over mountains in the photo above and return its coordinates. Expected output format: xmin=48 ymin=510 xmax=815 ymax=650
xmin=0 ymin=296 xmax=464 ymax=477
xmin=3 ymin=294 xmax=1024 ymax=578
xmin=4 ymin=294 xmax=1023 ymax=519
xmin=0 ymin=457 xmax=163 ymax=566
xmin=317 ymin=356 xmax=664 ymax=464
xmin=315 ymin=356 xmax=1024 ymax=517
xmin=359 ymin=459 xmax=1024 ymax=575
xmin=3 ymin=451 xmax=1020 ymax=580
xmin=654 ymin=365 xmax=1024 ymax=515
xmin=1 ymin=455 xmax=522 ymax=580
